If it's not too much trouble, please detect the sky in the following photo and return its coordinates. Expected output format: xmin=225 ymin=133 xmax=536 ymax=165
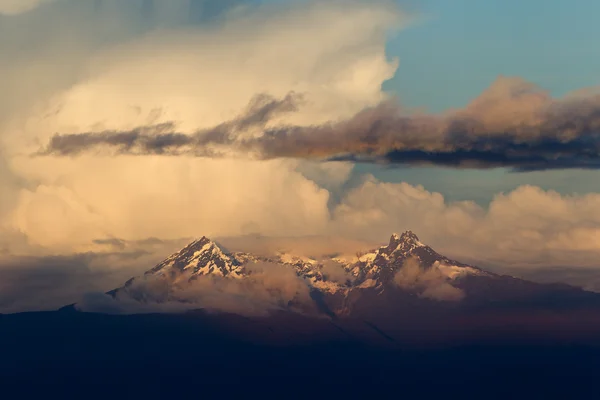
xmin=1 ymin=0 xmax=600 ymax=312
xmin=376 ymin=0 xmax=600 ymax=202
xmin=389 ymin=0 xmax=600 ymax=112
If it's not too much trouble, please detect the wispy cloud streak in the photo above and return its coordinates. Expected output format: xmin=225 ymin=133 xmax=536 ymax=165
xmin=40 ymin=93 xmax=301 ymax=158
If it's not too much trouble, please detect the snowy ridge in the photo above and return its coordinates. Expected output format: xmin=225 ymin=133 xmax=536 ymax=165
xmin=97 ymin=231 xmax=600 ymax=322
xmin=120 ymin=231 xmax=490 ymax=300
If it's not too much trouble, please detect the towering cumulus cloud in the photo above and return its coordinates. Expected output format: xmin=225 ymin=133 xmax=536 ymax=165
xmin=0 ymin=0 xmax=403 ymax=253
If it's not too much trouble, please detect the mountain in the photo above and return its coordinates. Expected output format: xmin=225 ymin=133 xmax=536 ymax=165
xmin=7 ymin=232 xmax=600 ymax=394
xmin=112 ymin=231 xmax=484 ymax=302
xmin=104 ymin=231 xmax=600 ymax=326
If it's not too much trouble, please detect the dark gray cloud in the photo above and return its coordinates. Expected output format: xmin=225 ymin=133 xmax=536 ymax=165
xmin=39 ymin=77 xmax=600 ymax=172
xmin=0 ymin=253 xmax=116 ymax=313
xmin=0 ymin=247 xmax=173 ymax=314
xmin=40 ymin=92 xmax=301 ymax=157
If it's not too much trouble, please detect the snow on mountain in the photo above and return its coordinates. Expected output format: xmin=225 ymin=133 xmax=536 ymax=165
xmin=95 ymin=230 xmax=600 ymax=320
xmin=147 ymin=237 xmax=244 ymax=279
xmin=116 ymin=231 xmax=486 ymax=302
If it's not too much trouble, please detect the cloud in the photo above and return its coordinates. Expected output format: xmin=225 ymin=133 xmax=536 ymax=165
xmin=77 ymin=261 xmax=315 ymax=316
xmin=320 ymin=260 xmax=353 ymax=284
xmin=0 ymin=0 xmax=401 ymax=254
xmin=39 ymin=92 xmax=302 ymax=158
xmin=5 ymin=158 xmax=333 ymax=252
xmin=39 ymin=76 xmax=600 ymax=172
xmin=2 ymin=0 xmax=600 ymax=302
xmin=6 ymin=177 xmax=600 ymax=314
xmin=7 ymin=0 xmax=399 ymax=140
xmin=333 ymin=178 xmax=600 ymax=268
xmin=0 ymin=251 xmax=146 ymax=313
xmin=0 ymin=0 xmax=54 ymax=15
xmin=394 ymin=257 xmax=465 ymax=301
xmin=0 ymin=236 xmax=198 ymax=313
xmin=214 ymin=235 xmax=377 ymax=260
xmin=0 ymin=0 xmax=245 ymax=18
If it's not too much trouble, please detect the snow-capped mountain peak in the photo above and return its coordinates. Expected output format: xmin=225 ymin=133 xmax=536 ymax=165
xmin=382 ymin=231 xmax=425 ymax=257
xmin=147 ymin=236 xmax=243 ymax=279
xmin=399 ymin=230 xmax=422 ymax=245
xmin=140 ymin=231 xmax=487 ymax=286
xmin=114 ymin=231 xmax=498 ymax=311
xmin=97 ymin=230 xmax=600 ymax=324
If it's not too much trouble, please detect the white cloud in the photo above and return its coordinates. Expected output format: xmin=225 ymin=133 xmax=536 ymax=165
xmin=333 ymin=177 xmax=600 ymax=268
xmin=0 ymin=0 xmax=404 ymax=253
xmin=77 ymin=261 xmax=315 ymax=316
xmin=10 ymin=1 xmax=400 ymax=141
xmin=7 ymin=158 xmax=332 ymax=252
xmin=394 ymin=257 xmax=465 ymax=301
xmin=0 ymin=0 xmax=54 ymax=15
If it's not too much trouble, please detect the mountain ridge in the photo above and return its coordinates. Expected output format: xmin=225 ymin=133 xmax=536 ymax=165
xmin=92 ymin=230 xmax=600 ymax=322
xmin=118 ymin=231 xmax=489 ymax=295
